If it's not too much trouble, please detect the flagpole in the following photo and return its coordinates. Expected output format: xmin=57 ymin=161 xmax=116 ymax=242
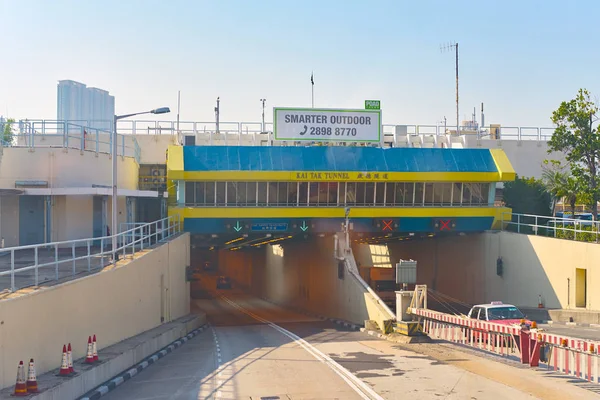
xmin=311 ymin=72 xmax=314 ymax=108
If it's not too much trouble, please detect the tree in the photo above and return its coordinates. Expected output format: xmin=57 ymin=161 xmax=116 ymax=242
xmin=503 ymin=175 xmax=552 ymax=217
xmin=548 ymin=89 xmax=600 ymax=220
xmin=1 ymin=118 xmax=14 ymax=145
xmin=541 ymin=160 xmax=581 ymax=216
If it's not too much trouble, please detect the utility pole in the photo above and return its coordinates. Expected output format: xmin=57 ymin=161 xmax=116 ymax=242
xmin=441 ymin=42 xmax=459 ymax=134
xmin=215 ymin=97 xmax=220 ymax=134
xmin=176 ymin=90 xmax=181 ymax=133
xmin=260 ymin=98 xmax=266 ymax=133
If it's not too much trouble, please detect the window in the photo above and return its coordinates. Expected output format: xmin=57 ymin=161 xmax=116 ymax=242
xmin=298 ymin=182 xmax=308 ymax=205
xmin=395 ymin=183 xmax=406 ymax=205
xmin=375 ymin=183 xmax=385 ymax=206
xmin=216 ymin=182 xmax=226 ymax=205
xmin=339 ymin=183 xmax=347 ymax=206
xmin=195 ymin=182 xmax=206 ymax=205
xmin=346 ymin=182 xmax=356 ymax=205
xmin=424 ymin=183 xmax=434 ymax=205
xmin=268 ymin=182 xmax=278 ymax=205
xmin=257 ymin=182 xmax=267 ymax=205
xmin=309 ymin=182 xmax=319 ymax=205
xmin=185 ymin=182 xmax=195 ymax=204
xmin=318 ymin=182 xmax=328 ymax=205
xmin=365 ymin=182 xmax=375 ymax=205
xmin=328 ymin=182 xmax=338 ymax=205
xmin=452 ymin=183 xmax=462 ymax=205
xmin=480 ymin=183 xmax=490 ymax=205
xmin=236 ymin=182 xmax=247 ymax=205
xmin=434 ymin=183 xmax=453 ymax=206
xmin=414 ymin=183 xmax=424 ymax=206
xmin=385 ymin=183 xmax=395 ymax=206
xmin=354 ymin=182 xmax=365 ymax=205
xmin=462 ymin=183 xmax=472 ymax=205
xmin=287 ymin=182 xmax=298 ymax=206
xmin=246 ymin=182 xmax=257 ymax=205
xmin=278 ymin=182 xmax=288 ymax=206
xmin=226 ymin=182 xmax=237 ymax=205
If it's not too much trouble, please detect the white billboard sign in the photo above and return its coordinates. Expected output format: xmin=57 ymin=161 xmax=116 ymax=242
xmin=274 ymin=108 xmax=381 ymax=142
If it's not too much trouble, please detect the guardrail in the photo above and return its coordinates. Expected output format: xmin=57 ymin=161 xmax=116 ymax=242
xmin=2 ymin=119 xmax=556 ymax=142
xmin=0 ymin=216 xmax=181 ymax=293
xmin=500 ymin=212 xmax=600 ymax=243
xmin=0 ymin=120 xmax=141 ymax=163
xmin=410 ymin=285 xmax=600 ymax=384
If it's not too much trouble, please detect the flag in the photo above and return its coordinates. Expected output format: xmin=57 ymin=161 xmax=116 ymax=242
xmin=311 ymin=72 xmax=314 ymax=85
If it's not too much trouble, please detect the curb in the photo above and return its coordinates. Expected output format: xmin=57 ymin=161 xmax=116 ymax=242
xmin=78 ymin=323 xmax=209 ymax=400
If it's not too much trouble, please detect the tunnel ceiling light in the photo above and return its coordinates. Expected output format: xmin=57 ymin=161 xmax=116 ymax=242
xmin=225 ymin=237 xmax=245 ymax=245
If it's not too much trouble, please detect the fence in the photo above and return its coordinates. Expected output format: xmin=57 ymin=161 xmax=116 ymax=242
xmin=409 ymin=285 xmax=600 ymax=384
xmin=500 ymin=212 xmax=600 ymax=243
xmin=0 ymin=216 xmax=181 ymax=293
xmin=0 ymin=120 xmax=141 ymax=163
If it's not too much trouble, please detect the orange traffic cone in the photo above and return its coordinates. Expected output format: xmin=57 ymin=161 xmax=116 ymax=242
xmin=59 ymin=345 xmax=70 ymax=376
xmin=92 ymin=334 xmax=98 ymax=362
xmin=26 ymin=358 xmax=38 ymax=393
xmin=85 ymin=336 xmax=94 ymax=364
xmin=67 ymin=343 xmax=74 ymax=373
xmin=13 ymin=361 xmax=27 ymax=397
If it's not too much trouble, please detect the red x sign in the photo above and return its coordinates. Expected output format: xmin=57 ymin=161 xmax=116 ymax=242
xmin=382 ymin=220 xmax=393 ymax=231
xmin=439 ymin=219 xmax=451 ymax=230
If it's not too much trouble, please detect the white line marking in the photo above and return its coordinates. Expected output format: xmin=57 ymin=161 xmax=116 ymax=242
xmin=219 ymin=295 xmax=383 ymax=400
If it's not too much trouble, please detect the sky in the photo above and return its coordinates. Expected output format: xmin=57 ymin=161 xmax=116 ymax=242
xmin=1 ymin=0 xmax=600 ymax=127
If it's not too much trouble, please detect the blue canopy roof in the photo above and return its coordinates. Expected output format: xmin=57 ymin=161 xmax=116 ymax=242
xmin=182 ymin=146 xmax=497 ymax=173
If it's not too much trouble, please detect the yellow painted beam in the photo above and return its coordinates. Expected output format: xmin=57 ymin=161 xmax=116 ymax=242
xmin=167 ymin=170 xmax=502 ymax=183
xmin=170 ymin=206 xmax=512 ymax=219
xmin=490 ymin=149 xmax=516 ymax=181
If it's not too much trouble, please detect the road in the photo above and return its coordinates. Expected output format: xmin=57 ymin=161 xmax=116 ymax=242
xmin=102 ymin=277 xmax=600 ymax=400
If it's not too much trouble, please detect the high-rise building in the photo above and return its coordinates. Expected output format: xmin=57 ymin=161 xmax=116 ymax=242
xmin=57 ymin=80 xmax=114 ymax=131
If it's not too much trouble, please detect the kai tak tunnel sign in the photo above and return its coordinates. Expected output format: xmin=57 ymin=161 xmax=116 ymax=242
xmin=273 ymin=107 xmax=382 ymax=143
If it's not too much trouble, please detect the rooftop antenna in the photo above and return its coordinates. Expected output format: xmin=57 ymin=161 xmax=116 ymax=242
xmin=176 ymin=90 xmax=181 ymax=133
xmin=440 ymin=42 xmax=459 ymax=135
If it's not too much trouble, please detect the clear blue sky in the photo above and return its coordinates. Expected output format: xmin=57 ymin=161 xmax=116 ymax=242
xmin=1 ymin=0 xmax=599 ymax=127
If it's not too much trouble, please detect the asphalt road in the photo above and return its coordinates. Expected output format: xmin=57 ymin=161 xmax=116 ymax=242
xmin=101 ymin=277 xmax=600 ymax=400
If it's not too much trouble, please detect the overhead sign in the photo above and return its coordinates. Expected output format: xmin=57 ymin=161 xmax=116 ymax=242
xmin=251 ymin=222 xmax=289 ymax=232
xmin=274 ymin=108 xmax=381 ymax=143
xmin=364 ymin=100 xmax=380 ymax=110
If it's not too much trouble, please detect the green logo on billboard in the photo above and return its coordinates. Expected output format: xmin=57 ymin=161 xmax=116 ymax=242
xmin=365 ymin=100 xmax=381 ymax=110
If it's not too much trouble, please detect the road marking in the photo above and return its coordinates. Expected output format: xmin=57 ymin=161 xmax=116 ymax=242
xmin=219 ymin=294 xmax=384 ymax=400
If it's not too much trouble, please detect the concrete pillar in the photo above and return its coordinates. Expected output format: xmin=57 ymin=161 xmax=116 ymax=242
xmin=126 ymin=197 xmax=134 ymax=226
xmin=396 ymin=290 xmax=414 ymax=322
xmin=102 ymin=195 xmax=108 ymax=235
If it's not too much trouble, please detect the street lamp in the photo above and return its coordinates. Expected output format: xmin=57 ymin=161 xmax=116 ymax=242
xmin=112 ymin=107 xmax=170 ymax=260
xmin=260 ymin=99 xmax=266 ymax=133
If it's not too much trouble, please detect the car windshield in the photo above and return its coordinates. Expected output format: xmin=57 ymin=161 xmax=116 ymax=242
xmin=487 ymin=306 xmax=524 ymax=320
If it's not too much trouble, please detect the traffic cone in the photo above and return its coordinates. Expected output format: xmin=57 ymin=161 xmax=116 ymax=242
xmin=67 ymin=343 xmax=74 ymax=373
xmin=92 ymin=334 xmax=98 ymax=362
xmin=85 ymin=336 xmax=94 ymax=364
xmin=26 ymin=358 xmax=39 ymax=393
xmin=59 ymin=345 xmax=70 ymax=376
xmin=13 ymin=361 xmax=27 ymax=397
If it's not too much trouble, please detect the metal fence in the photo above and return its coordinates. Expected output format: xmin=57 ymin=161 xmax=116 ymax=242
xmin=113 ymin=119 xmax=555 ymax=141
xmin=501 ymin=212 xmax=600 ymax=243
xmin=0 ymin=120 xmax=141 ymax=163
xmin=0 ymin=216 xmax=181 ymax=293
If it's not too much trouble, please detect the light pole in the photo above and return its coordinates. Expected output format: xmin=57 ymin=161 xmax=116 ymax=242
xmin=260 ymin=99 xmax=266 ymax=133
xmin=344 ymin=206 xmax=351 ymax=255
xmin=112 ymin=107 xmax=170 ymax=260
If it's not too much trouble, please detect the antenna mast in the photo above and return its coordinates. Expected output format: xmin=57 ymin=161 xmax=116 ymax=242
xmin=441 ymin=42 xmax=459 ymax=135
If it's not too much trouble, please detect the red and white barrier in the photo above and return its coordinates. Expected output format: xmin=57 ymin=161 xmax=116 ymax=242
xmin=412 ymin=307 xmax=600 ymax=384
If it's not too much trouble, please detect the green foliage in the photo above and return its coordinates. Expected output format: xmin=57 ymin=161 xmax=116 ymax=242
xmin=1 ymin=118 xmax=14 ymax=144
xmin=502 ymin=176 xmax=552 ymax=234
xmin=541 ymin=160 xmax=581 ymax=215
xmin=554 ymin=225 xmax=599 ymax=243
xmin=548 ymin=89 xmax=600 ymax=220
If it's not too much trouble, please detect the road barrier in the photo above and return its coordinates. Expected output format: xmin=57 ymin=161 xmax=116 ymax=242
xmin=409 ymin=285 xmax=600 ymax=384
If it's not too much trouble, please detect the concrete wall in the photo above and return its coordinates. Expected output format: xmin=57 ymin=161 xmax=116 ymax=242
xmin=463 ymin=137 xmax=566 ymax=181
xmin=387 ymin=232 xmax=600 ymax=311
xmin=135 ymin=135 xmax=176 ymax=164
xmin=219 ymin=237 xmax=394 ymax=328
xmin=0 ymin=148 xmax=139 ymax=190
xmin=0 ymin=233 xmax=190 ymax=390
xmin=0 ymin=195 xmax=19 ymax=247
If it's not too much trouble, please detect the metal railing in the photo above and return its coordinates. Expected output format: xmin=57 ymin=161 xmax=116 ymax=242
xmin=113 ymin=119 xmax=555 ymax=141
xmin=0 ymin=216 xmax=181 ymax=293
xmin=500 ymin=212 xmax=600 ymax=242
xmin=0 ymin=120 xmax=141 ymax=163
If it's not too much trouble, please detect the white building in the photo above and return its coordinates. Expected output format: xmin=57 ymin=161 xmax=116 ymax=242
xmin=57 ymin=80 xmax=115 ymax=131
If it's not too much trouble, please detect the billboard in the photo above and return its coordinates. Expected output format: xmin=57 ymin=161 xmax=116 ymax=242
xmin=274 ymin=108 xmax=381 ymax=143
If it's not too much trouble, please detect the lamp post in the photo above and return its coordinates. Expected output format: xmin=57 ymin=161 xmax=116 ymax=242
xmin=260 ymin=98 xmax=266 ymax=133
xmin=112 ymin=107 xmax=170 ymax=260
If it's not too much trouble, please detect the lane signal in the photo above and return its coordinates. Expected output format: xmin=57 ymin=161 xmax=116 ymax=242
xmin=382 ymin=220 xmax=393 ymax=231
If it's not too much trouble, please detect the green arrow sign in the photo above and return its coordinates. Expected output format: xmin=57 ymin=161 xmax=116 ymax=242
xmin=234 ymin=221 xmax=242 ymax=232
xmin=300 ymin=221 xmax=308 ymax=232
